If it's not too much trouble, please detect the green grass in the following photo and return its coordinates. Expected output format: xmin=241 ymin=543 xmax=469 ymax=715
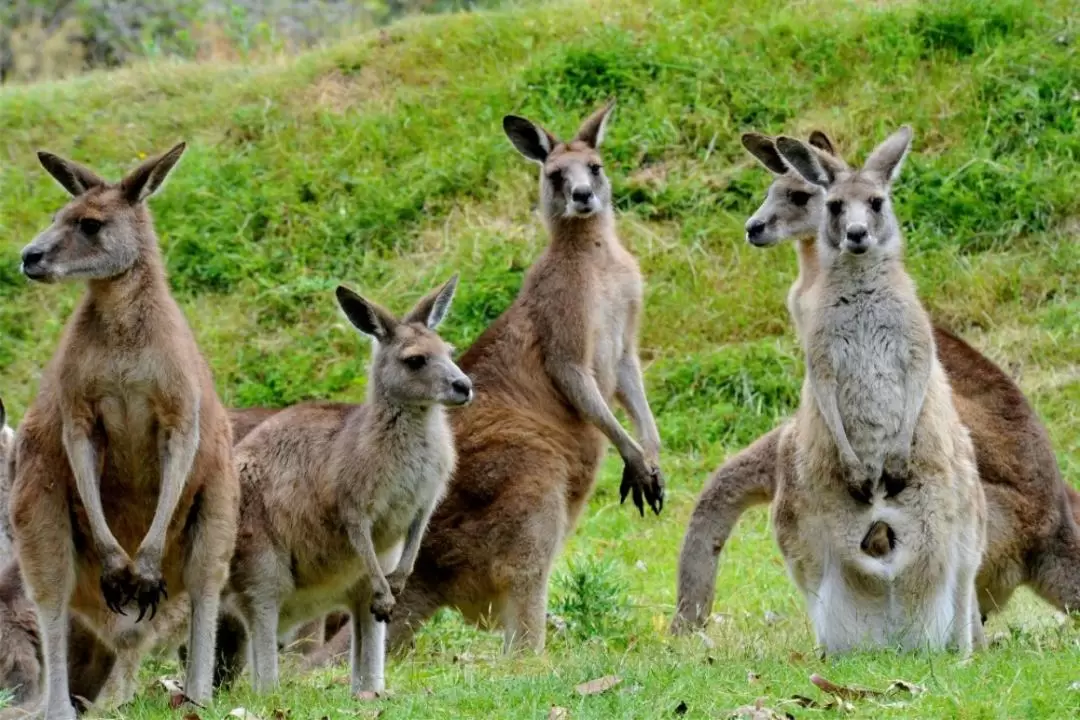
xmin=1 ymin=0 xmax=1079 ymax=717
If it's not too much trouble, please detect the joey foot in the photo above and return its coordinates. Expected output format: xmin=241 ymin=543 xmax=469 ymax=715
xmin=620 ymin=455 xmax=664 ymax=517
xmin=842 ymin=456 xmax=880 ymax=505
xmin=370 ymin=583 xmax=395 ymax=623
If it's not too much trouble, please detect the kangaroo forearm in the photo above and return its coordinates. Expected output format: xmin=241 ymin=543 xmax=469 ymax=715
xmin=139 ymin=425 xmax=199 ymax=560
xmin=808 ymin=370 xmax=857 ymax=463
xmin=553 ymin=364 xmax=641 ymax=459
xmin=63 ymin=428 xmax=122 ymax=556
xmin=395 ymin=510 xmax=433 ymax=578
xmin=898 ymin=363 xmax=931 ymax=453
xmin=616 ymin=356 xmax=661 ymax=457
xmin=348 ymin=520 xmax=389 ymax=588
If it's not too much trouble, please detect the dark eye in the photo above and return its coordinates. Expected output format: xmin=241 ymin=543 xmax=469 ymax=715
xmin=403 ymin=355 xmax=427 ymax=371
xmin=788 ymin=191 xmax=811 ymax=207
xmin=869 ymin=196 xmax=884 ymax=213
xmin=547 ymin=170 xmax=563 ymax=190
xmin=827 ymin=200 xmax=843 ymax=216
xmin=79 ymin=218 xmax=102 ymax=236
xmin=589 ymin=163 xmax=602 ymax=176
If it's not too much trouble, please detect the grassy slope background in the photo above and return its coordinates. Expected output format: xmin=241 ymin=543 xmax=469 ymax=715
xmin=0 ymin=0 xmax=1078 ymax=716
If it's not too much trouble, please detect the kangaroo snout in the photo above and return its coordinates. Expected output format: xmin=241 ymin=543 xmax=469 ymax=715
xmin=20 ymin=246 xmax=50 ymax=281
xmin=449 ymin=376 xmax=474 ymax=406
xmin=860 ymin=519 xmax=897 ymax=559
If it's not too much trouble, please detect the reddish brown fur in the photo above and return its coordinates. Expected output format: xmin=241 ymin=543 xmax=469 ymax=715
xmin=9 ymin=146 xmax=239 ymax=718
xmin=365 ymin=102 xmax=664 ymax=655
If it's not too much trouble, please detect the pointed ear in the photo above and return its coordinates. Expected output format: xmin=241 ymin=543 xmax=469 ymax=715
xmin=37 ymin=152 xmax=105 ymax=196
xmin=741 ymin=132 xmax=788 ymax=175
xmin=574 ymin=98 xmax=616 ymax=149
xmin=403 ymin=273 xmax=458 ymax=329
xmin=0 ymin=396 xmax=6 ymax=429
xmin=503 ymin=115 xmax=556 ymax=163
xmin=864 ymin=125 xmax=913 ymax=185
xmin=336 ymin=286 xmax=397 ymax=342
xmin=120 ymin=142 xmax=186 ymax=204
xmin=776 ymin=136 xmax=840 ymax=188
xmin=808 ymin=130 xmax=838 ymax=157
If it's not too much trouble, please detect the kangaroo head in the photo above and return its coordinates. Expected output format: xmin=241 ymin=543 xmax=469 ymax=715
xmin=776 ymin=126 xmax=912 ymax=262
xmin=21 ymin=143 xmax=185 ymax=283
xmin=502 ymin=100 xmax=616 ymax=224
xmin=336 ymin=274 xmax=472 ymax=410
xmin=742 ymin=130 xmax=845 ymax=247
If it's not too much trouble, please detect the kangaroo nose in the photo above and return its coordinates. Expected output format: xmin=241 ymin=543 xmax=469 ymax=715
xmin=21 ymin=248 xmax=44 ymax=266
xmin=846 ymin=226 xmax=869 ymax=244
xmin=451 ymin=378 xmax=473 ymax=402
xmin=571 ymin=187 xmax=593 ymax=204
xmin=746 ymin=220 xmax=767 ymax=242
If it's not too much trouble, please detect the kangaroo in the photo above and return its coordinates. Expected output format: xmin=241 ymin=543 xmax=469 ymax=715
xmin=9 ymin=144 xmax=239 ymax=719
xmin=767 ymin=126 xmax=987 ymax=653
xmin=225 ymin=275 xmax=470 ymax=695
xmin=341 ymin=101 xmax=666 ymax=659
xmin=671 ymin=131 xmax=1080 ymax=634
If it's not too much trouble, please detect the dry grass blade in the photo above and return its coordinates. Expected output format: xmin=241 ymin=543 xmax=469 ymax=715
xmin=574 ymin=675 xmax=622 ymax=696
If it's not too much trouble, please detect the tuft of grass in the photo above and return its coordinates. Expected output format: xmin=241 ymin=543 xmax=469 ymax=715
xmin=0 ymin=0 xmax=1077 ymax=717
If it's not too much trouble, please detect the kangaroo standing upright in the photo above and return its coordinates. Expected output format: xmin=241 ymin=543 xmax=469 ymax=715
xmin=374 ymin=101 xmax=663 ymax=655
xmin=226 ymin=276 xmax=470 ymax=695
xmin=772 ymin=127 xmax=986 ymax=653
xmin=9 ymin=145 xmax=239 ymax=719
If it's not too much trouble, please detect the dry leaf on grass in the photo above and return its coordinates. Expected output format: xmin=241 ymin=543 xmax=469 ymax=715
xmin=728 ymin=698 xmax=794 ymax=719
xmin=747 ymin=671 xmax=760 ymax=684
xmin=810 ymin=673 xmax=925 ymax=701
xmin=548 ymin=706 xmax=569 ymax=719
xmin=355 ymin=690 xmax=381 ymax=701
xmin=574 ymin=675 xmax=622 ymax=696
xmin=183 ymin=713 xmax=201 ymax=720
xmin=229 ymin=708 xmax=265 ymax=720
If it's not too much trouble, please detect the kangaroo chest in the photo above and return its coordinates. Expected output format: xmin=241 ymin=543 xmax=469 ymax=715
xmin=814 ymin=283 xmax=912 ymax=452
xmin=589 ymin=263 xmax=641 ymax=400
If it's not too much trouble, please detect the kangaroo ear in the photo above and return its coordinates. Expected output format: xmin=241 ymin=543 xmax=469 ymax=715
xmin=808 ymin=130 xmax=838 ymax=157
xmin=121 ymin=142 xmax=186 ymax=204
xmin=864 ymin=126 xmax=913 ymax=185
xmin=741 ymin=133 xmax=788 ymax=175
xmin=404 ymin=273 xmax=458 ymax=329
xmin=336 ymin=286 xmax=397 ymax=342
xmin=503 ymin=115 xmax=557 ymax=163
xmin=37 ymin=152 xmax=105 ymax=196
xmin=574 ymin=98 xmax=615 ymax=149
xmin=0 ymin=396 xmax=6 ymax=428
xmin=776 ymin=136 xmax=839 ymax=188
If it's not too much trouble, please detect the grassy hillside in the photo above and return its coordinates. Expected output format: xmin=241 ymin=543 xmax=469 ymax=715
xmin=1 ymin=0 xmax=1078 ymax=717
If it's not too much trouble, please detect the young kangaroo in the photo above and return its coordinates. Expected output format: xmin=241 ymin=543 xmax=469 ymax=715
xmin=673 ymin=132 xmax=1080 ymax=638
xmin=225 ymin=275 xmax=470 ymax=695
xmin=770 ymin=127 xmax=986 ymax=653
xmin=370 ymin=101 xmax=663 ymax=657
xmin=9 ymin=145 xmax=239 ymax=719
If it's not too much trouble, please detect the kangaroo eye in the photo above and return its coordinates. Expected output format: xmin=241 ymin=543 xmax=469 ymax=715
xmin=827 ymin=200 xmax=843 ymax=216
xmin=869 ymin=196 xmax=884 ymax=213
xmin=403 ymin=355 xmax=427 ymax=371
xmin=788 ymin=191 xmax=811 ymax=207
xmin=589 ymin=163 xmax=602 ymax=176
xmin=547 ymin=169 xmax=563 ymax=190
xmin=79 ymin=218 xmax=102 ymax=236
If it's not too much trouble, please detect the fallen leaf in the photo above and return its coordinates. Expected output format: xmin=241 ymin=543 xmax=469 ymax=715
xmin=453 ymin=651 xmax=475 ymax=664
xmin=886 ymin=679 xmax=926 ymax=696
xmin=273 ymin=711 xmax=289 ymax=720
xmin=229 ymin=708 xmax=265 ymax=720
xmin=548 ymin=706 xmax=569 ymax=719
xmin=355 ymin=690 xmax=381 ymax=701
xmin=674 ymin=700 xmax=689 ymax=715
xmin=575 ymin=675 xmax=622 ymax=696
xmin=810 ymin=673 xmax=879 ymax=700
xmin=183 ymin=714 xmax=201 ymax=720
xmin=787 ymin=651 xmax=806 ymax=664
xmin=169 ymin=693 xmax=186 ymax=709
xmin=728 ymin=698 xmax=794 ymax=719
xmin=158 ymin=677 xmax=184 ymax=695
xmin=747 ymin=671 xmax=760 ymax=684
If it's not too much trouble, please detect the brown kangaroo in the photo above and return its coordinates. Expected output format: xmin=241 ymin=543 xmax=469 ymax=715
xmin=671 ymin=130 xmax=1080 ymax=633
xmin=0 ymin=407 xmax=276 ymax=713
xmin=9 ymin=145 xmax=239 ymax=719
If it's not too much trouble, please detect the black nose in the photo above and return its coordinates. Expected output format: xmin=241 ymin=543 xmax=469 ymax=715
xmin=846 ymin=227 xmax=868 ymax=243
xmin=452 ymin=379 xmax=472 ymax=397
xmin=746 ymin=221 xmax=766 ymax=240
xmin=22 ymin=249 xmax=44 ymax=266
xmin=571 ymin=187 xmax=593 ymax=204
